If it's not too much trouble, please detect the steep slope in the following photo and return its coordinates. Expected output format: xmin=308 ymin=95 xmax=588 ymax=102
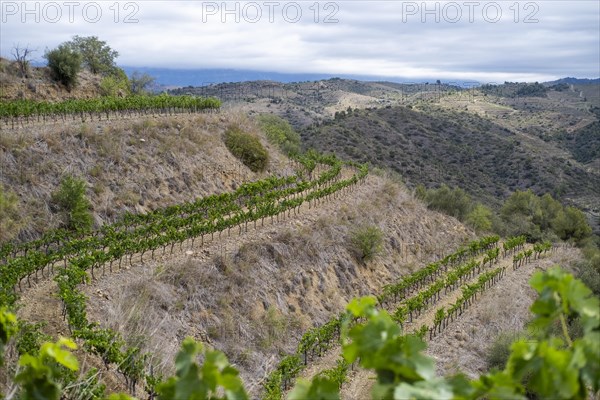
xmin=0 ymin=57 xmax=105 ymax=101
xmin=2 ymin=104 xmax=476 ymax=396
xmin=79 ymin=172 xmax=474 ymax=395
xmin=0 ymin=112 xmax=288 ymax=241
xmin=16 ymin=168 xmax=474 ymax=396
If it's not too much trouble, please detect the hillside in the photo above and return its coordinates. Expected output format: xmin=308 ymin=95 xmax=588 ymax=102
xmin=0 ymin=112 xmax=289 ymax=241
xmin=300 ymin=105 xmax=600 ymax=217
xmin=0 ymin=57 xmax=104 ymax=101
xmin=0 ymin=107 xmax=483 ymax=396
xmin=175 ymin=78 xmax=599 ymax=226
xmin=0 ymin=71 xmax=597 ymax=398
xmin=171 ymin=78 xmax=444 ymax=127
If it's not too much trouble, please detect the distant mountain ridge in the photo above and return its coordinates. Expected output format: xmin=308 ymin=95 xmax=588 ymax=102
xmin=120 ymin=66 xmax=481 ymax=88
xmin=27 ymin=61 xmax=599 ymax=88
xmin=544 ymin=77 xmax=600 ymax=85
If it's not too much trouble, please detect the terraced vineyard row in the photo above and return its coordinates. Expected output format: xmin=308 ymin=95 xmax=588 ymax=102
xmin=337 ymin=240 xmax=555 ymax=398
xmin=428 ymin=241 xmax=552 ymax=339
xmin=0 ymin=94 xmax=221 ymax=128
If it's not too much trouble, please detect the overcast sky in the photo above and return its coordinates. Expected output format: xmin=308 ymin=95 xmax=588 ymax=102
xmin=1 ymin=1 xmax=598 ymax=82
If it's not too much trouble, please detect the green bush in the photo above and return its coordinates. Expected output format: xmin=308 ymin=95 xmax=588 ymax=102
xmin=552 ymin=206 xmax=592 ymax=244
xmin=577 ymin=260 xmax=600 ymax=296
xmin=52 ymin=176 xmax=93 ymax=232
xmin=224 ymin=127 xmax=269 ymax=172
xmin=419 ymin=184 xmax=473 ymax=221
xmin=466 ymin=203 xmax=493 ymax=232
xmin=350 ymin=225 xmax=384 ymax=262
xmin=499 ymin=190 xmax=592 ymax=244
xmin=44 ymin=44 xmax=82 ymax=90
xmin=258 ymin=114 xmax=301 ymax=156
xmin=487 ymin=332 xmax=522 ymax=370
xmin=99 ymin=68 xmax=130 ymax=97
xmin=0 ymin=184 xmax=21 ymax=242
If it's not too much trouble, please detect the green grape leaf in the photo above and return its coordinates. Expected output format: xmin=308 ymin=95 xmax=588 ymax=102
xmin=471 ymin=370 xmax=526 ymax=400
xmin=347 ymin=296 xmax=378 ymax=317
xmin=393 ymin=376 xmax=453 ymax=400
xmin=44 ymin=337 xmax=79 ymax=371
xmin=288 ymin=376 xmax=340 ymax=400
xmin=575 ymin=333 xmax=600 ymax=393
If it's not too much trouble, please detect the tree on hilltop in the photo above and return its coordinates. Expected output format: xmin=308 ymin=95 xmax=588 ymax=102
xmin=66 ymin=35 xmax=119 ymax=75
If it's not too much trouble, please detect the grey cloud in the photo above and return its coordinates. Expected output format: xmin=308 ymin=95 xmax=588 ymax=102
xmin=0 ymin=0 xmax=597 ymax=81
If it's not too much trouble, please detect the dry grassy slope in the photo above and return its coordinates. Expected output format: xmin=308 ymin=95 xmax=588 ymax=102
xmin=0 ymin=112 xmax=289 ymax=241
xmin=67 ymin=172 xmax=474 ymax=396
xmin=0 ymin=58 xmax=104 ymax=101
xmin=173 ymin=78 xmax=410 ymax=128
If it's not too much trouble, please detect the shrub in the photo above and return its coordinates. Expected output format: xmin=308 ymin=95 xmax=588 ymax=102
xmin=258 ymin=114 xmax=301 ymax=156
xmin=487 ymin=332 xmax=521 ymax=370
xmin=99 ymin=68 xmax=130 ymax=96
xmin=420 ymin=184 xmax=472 ymax=221
xmin=551 ymin=206 xmax=592 ymax=244
xmin=466 ymin=203 xmax=493 ymax=232
xmin=52 ymin=176 xmax=93 ymax=232
xmin=224 ymin=127 xmax=269 ymax=172
xmin=0 ymin=184 xmax=21 ymax=242
xmin=577 ymin=261 xmax=600 ymax=296
xmin=44 ymin=44 xmax=82 ymax=90
xmin=350 ymin=225 xmax=384 ymax=262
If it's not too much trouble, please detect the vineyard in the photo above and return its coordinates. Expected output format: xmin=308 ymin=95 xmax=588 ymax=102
xmin=0 ymin=149 xmax=369 ymax=397
xmin=0 ymin=93 xmax=595 ymax=398
xmin=0 ymin=94 xmax=221 ymax=128
xmin=259 ymin=234 xmax=559 ymax=400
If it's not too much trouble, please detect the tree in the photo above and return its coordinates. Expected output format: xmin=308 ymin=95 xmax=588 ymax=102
xmin=129 ymin=71 xmax=156 ymax=94
xmin=257 ymin=114 xmax=301 ymax=156
xmin=51 ymin=176 xmax=93 ymax=232
xmin=44 ymin=45 xmax=82 ymax=90
xmin=66 ymin=36 xmax=118 ymax=75
xmin=466 ymin=203 xmax=492 ymax=232
xmin=11 ymin=44 xmax=35 ymax=78
xmin=500 ymin=190 xmax=542 ymax=239
xmin=552 ymin=206 xmax=592 ymax=244
xmin=537 ymin=193 xmax=563 ymax=231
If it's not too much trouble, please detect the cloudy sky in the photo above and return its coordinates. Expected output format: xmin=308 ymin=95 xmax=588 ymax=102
xmin=1 ymin=0 xmax=598 ymax=82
